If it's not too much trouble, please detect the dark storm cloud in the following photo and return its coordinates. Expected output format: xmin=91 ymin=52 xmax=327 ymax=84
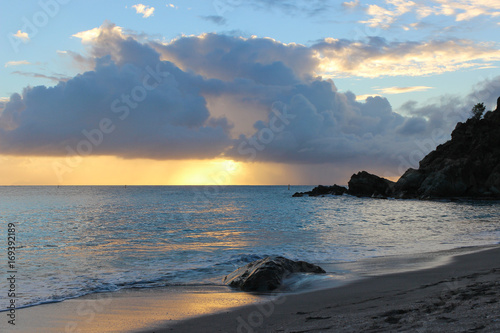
xmin=151 ymin=33 xmax=316 ymax=81
xmin=396 ymin=117 xmax=428 ymax=136
xmin=2 ymin=22 xmax=498 ymax=172
xmin=0 ymin=25 xmax=232 ymax=159
xmin=224 ymin=83 xmax=417 ymax=168
xmin=154 ymin=34 xmax=500 ymax=81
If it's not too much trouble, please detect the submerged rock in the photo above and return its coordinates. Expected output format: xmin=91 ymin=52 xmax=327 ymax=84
xmin=223 ymin=256 xmax=325 ymax=292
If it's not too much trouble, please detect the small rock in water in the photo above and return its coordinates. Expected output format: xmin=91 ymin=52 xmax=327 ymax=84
xmin=292 ymin=185 xmax=347 ymax=197
xmin=223 ymin=256 xmax=325 ymax=292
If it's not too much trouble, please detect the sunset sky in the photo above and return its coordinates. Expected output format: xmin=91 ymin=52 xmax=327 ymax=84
xmin=1 ymin=0 xmax=500 ymax=185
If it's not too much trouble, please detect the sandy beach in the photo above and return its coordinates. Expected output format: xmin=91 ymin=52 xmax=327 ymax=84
xmin=142 ymin=245 xmax=500 ymax=333
xmin=5 ymin=245 xmax=499 ymax=333
xmin=5 ymin=285 xmax=264 ymax=333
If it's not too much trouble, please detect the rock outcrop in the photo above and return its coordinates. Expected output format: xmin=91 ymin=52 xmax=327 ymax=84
xmin=223 ymin=256 xmax=326 ymax=292
xmin=293 ymin=97 xmax=500 ymax=200
xmin=347 ymin=171 xmax=395 ymax=198
xmin=293 ymin=185 xmax=347 ymax=197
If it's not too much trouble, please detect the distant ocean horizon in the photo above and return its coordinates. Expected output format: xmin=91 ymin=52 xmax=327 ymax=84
xmin=1 ymin=185 xmax=499 ymax=310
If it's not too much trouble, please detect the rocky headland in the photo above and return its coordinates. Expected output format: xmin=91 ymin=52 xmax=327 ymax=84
xmin=294 ymin=97 xmax=500 ymax=200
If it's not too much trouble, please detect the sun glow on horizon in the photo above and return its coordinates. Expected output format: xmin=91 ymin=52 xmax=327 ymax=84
xmin=173 ymin=159 xmax=242 ymax=185
xmin=0 ymin=156 xmax=249 ymax=186
xmin=0 ymin=154 xmax=404 ymax=186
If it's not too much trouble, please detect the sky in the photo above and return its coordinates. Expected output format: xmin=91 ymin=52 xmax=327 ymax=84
xmin=1 ymin=0 xmax=500 ymax=185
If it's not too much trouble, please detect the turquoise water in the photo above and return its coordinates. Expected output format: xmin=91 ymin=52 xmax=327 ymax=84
xmin=1 ymin=186 xmax=499 ymax=309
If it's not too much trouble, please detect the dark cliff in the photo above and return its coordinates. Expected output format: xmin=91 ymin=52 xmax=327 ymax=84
xmin=295 ymin=97 xmax=500 ymax=199
xmin=393 ymin=98 xmax=500 ymax=199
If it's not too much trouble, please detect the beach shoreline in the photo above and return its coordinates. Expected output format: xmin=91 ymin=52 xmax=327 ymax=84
xmin=3 ymin=244 xmax=499 ymax=332
xmin=140 ymin=244 xmax=500 ymax=333
xmin=2 ymin=285 xmax=266 ymax=333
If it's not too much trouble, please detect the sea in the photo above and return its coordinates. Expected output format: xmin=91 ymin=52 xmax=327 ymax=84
xmin=1 ymin=185 xmax=500 ymax=310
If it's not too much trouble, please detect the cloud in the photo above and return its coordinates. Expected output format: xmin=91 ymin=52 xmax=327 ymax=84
xmin=429 ymin=0 xmax=500 ymax=21
xmin=155 ymin=34 xmax=438 ymax=168
xmin=0 ymin=23 xmax=231 ymax=160
xmin=225 ymin=90 xmax=413 ymax=167
xmin=147 ymin=28 xmax=500 ymax=171
xmin=156 ymin=34 xmax=500 ymax=80
xmin=342 ymin=0 xmax=360 ymax=9
xmin=375 ymin=86 xmax=434 ymax=94
xmin=355 ymin=94 xmax=382 ymax=101
xmin=10 ymin=71 xmax=71 ymax=83
xmin=57 ymin=49 xmax=96 ymax=72
xmin=13 ymin=30 xmax=30 ymax=42
xmin=312 ymin=37 xmax=500 ymax=78
xmin=5 ymin=60 xmax=31 ymax=68
xmin=155 ymin=34 xmax=500 ymax=80
xmin=225 ymin=72 xmax=500 ymax=174
xmin=73 ymin=25 xmax=124 ymax=43
xmin=131 ymin=4 xmax=155 ymax=18
xmin=152 ymin=33 xmax=316 ymax=81
xmin=360 ymin=0 xmax=500 ymax=29
xmin=166 ymin=3 xmax=178 ymax=9
xmin=0 ymin=97 xmax=9 ymax=112
xmin=4 ymin=22 xmax=500 ymax=178
xmin=360 ymin=0 xmax=416 ymax=29
xmin=397 ymin=77 xmax=500 ymax=136
xmin=396 ymin=116 xmax=428 ymax=135
xmin=200 ymin=15 xmax=227 ymax=25
xmin=214 ymin=0 xmax=331 ymax=16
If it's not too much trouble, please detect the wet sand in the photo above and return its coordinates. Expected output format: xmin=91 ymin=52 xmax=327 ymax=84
xmin=3 ymin=286 xmax=264 ymax=333
xmin=141 ymin=245 xmax=500 ymax=333
xmin=4 ymin=245 xmax=499 ymax=333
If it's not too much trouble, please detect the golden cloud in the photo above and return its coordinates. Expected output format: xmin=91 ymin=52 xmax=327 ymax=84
xmin=375 ymin=86 xmax=434 ymax=94
xmin=313 ymin=39 xmax=500 ymax=78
